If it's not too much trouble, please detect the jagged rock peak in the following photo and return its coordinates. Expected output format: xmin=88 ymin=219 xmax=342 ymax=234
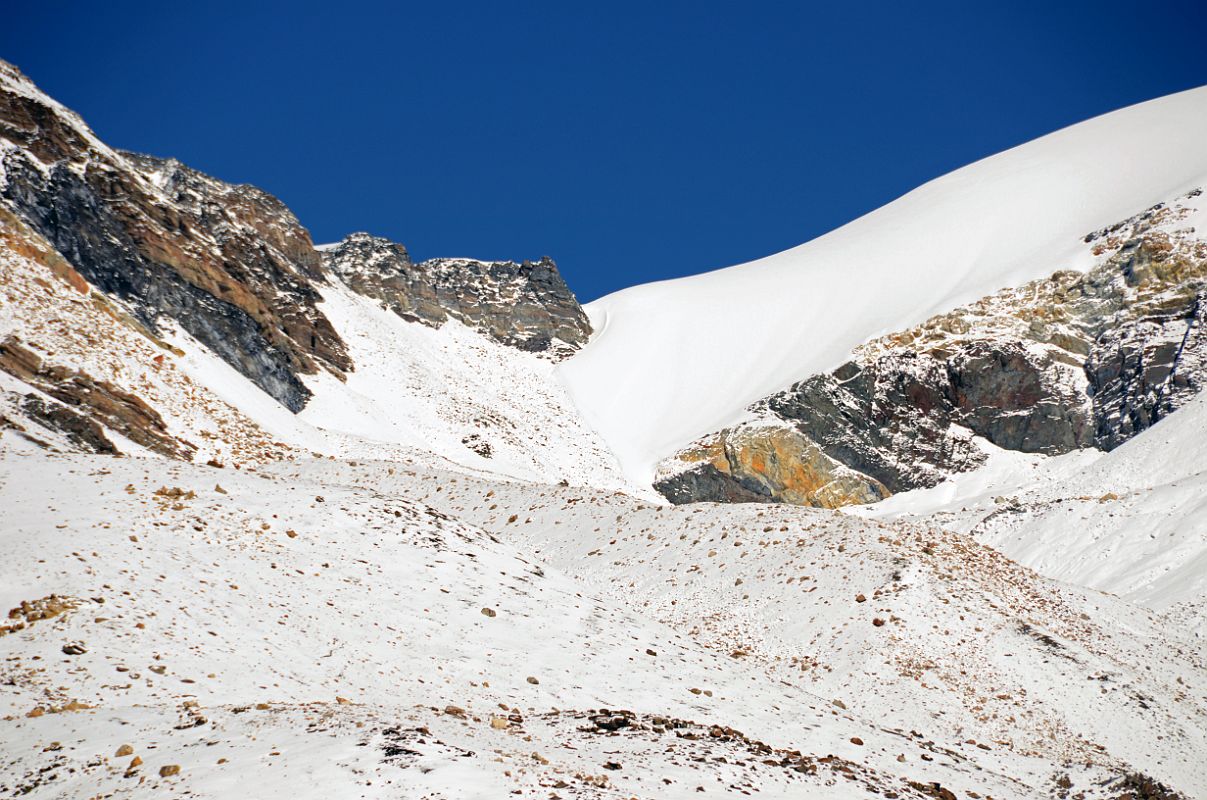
xmin=323 ymin=232 xmax=592 ymax=357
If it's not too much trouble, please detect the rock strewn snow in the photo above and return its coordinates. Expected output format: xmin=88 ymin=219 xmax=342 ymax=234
xmin=2 ymin=448 xmax=1204 ymax=798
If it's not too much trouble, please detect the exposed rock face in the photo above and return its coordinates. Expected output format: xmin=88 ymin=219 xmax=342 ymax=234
xmin=659 ymin=191 xmax=1207 ymax=506
xmin=323 ymin=232 xmax=591 ymax=356
xmin=0 ymin=60 xmax=350 ymax=412
xmin=13 ymin=393 xmax=119 ymax=455
xmin=0 ymin=336 xmax=194 ymax=458
xmin=0 ymin=58 xmax=600 ymax=474
xmin=654 ymin=424 xmax=889 ymax=508
xmin=760 ymin=341 xmax=1091 ymax=494
xmin=1085 ymin=235 xmax=1207 ymax=449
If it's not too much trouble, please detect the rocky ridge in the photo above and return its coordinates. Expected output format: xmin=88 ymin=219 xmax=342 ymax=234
xmin=0 ymin=59 xmax=592 ymax=464
xmin=657 ymin=190 xmax=1207 ymax=506
xmin=321 ymin=232 xmax=591 ymax=357
xmin=0 ymin=61 xmax=351 ymax=411
xmin=0 ymin=335 xmax=194 ymax=459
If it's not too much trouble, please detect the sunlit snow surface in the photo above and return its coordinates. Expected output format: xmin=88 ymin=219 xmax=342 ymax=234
xmin=561 ymin=85 xmax=1207 ymax=485
xmin=4 ymin=64 xmax=1207 ymax=799
xmin=854 ymin=391 xmax=1207 ymax=613
xmin=3 ymin=444 xmax=1205 ymax=798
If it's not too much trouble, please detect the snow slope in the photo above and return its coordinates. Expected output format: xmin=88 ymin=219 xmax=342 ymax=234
xmin=560 ymin=85 xmax=1207 ymax=484
xmin=4 ymin=445 xmax=1203 ymax=798
xmin=297 ymin=281 xmax=631 ymax=491
xmin=0 ymin=210 xmax=634 ymax=493
xmin=0 ymin=447 xmax=1040 ymax=799
xmin=855 ymin=391 xmax=1207 ymax=611
xmin=297 ymin=456 xmax=1207 ymax=797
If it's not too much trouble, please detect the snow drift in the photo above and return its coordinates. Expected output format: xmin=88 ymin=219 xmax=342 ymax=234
xmin=560 ymin=85 xmax=1207 ymax=484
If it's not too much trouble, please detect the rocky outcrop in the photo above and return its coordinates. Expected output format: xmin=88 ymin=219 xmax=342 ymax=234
xmin=654 ymin=424 xmax=889 ymax=507
xmin=759 ymin=341 xmax=1091 ymax=495
xmin=1085 ymin=234 xmax=1207 ymax=449
xmin=12 ymin=393 xmax=119 ymax=455
xmin=0 ymin=58 xmax=594 ymax=427
xmin=0 ymin=60 xmax=350 ymax=412
xmin=0 ymin=336 xmax=194 ymax=458
xmin=323 ymin=232 xmax=591 ymax=356
xmin=659 ymin=191 xmax=1207 ymax=506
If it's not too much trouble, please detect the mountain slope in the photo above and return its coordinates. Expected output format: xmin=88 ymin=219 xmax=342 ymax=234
xmin=560 ymin=85 xmax=1207 ymax=486
xmin=3 ymin=446 xmax=1202 ymax=799
xmin=3 ymin=55 xmax=1207 ymax=800
xmin=858 ymin=388 xmax=1207 ymax=614
xmin=0 ymin=59 xmax=622 ymax=489
xmin=0 ymin=62 xmax=352 ymax=411
xmin=655 ymin=189 xmax=1207 ymax=506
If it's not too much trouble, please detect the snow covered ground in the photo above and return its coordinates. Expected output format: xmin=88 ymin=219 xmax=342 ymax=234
xmin=3 ymin=443 xmax=1204 ymax=798
xmin=854 ymin=391 xmax=1207 ymax=614
xmin=296 ymin=281 xmax=630 ymax=491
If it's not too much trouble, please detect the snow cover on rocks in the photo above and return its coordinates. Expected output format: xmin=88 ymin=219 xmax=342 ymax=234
xmin=296 ymin=281 xmax=630 ymax=491
xmin=560 ymin=85 xmax=1207 ymax=485
xmin=4 ymin=60 xmax=1207 ymax=800
xmin=0 ymin=207 xmax=633 ymax=493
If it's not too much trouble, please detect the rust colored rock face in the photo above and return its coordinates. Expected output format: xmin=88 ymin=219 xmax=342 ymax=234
xmin=655 ymin=425 xmax=889 ymax=508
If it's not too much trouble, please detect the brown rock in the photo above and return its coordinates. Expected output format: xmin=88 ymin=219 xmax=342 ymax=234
xmin=1 ymin=337 xmax=193 ymax=459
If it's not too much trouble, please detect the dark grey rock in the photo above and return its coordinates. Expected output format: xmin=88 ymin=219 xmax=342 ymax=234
xmin=1088 ymin=292 xmax=1206 ymax=449
xmin=0 ymin=155 xmax=319 ymax=411
xmin=323 ymin=233 xmax=591 ymax=357
xmin=17 ymin=393 xmax=119 ymax=455
xmin=655 ymin=463 xmax=773 ymax=505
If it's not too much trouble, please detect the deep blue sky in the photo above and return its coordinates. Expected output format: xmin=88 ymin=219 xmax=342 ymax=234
xmin=5 ymin=2 xmax=1207 ymax=301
